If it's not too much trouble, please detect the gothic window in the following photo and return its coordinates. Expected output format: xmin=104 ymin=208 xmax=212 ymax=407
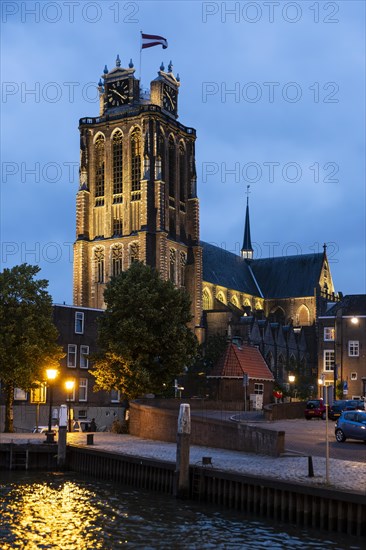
xmin=179 ymin=142 xmax=186 ymax=202
xmin=169 ymin=248 xmax=176 ymax=283
xmin=168 ymin=136 xmax=176 ymax=198
xmin=94 ymin=134 xmax=105 ymax=197
xmin=216 ymin=291 xmax=226 ymax=304
xmin=297 ymin=305 xmax=310 ymax=326
xmin=129 ymin=242 xmax=139 ymax=265
xmin=180 ymin=252 xmax=186 ymax=286
xmin=111 ymin=244 xmax=123 ymax=277
xmin=158 ymin=134 xmax=166 ymax=181
xmin=113 ymin=218 xmax=123 ymax=236
xmin=131 ymin=128 xmax=141 ymax=192
xmin=113 ymin=130 xmax=123 ymax=195
xmin=203 ymin=288 xmax=212 ymax=310
xmin=94 ymin=246 xmax=105 ymax=283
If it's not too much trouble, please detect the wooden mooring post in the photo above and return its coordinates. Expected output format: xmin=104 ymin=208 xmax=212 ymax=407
xmin=175 ymin=403 xmax=191 ymax=499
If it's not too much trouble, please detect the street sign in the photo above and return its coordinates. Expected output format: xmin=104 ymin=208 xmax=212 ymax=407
xmin=242 ymin=373 xmax=249 ymax=387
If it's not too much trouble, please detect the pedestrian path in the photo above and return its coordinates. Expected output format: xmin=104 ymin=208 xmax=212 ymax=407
xmin=1 ymin=432 xmax=364 ymax=495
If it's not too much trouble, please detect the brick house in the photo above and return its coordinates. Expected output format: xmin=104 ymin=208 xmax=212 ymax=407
xmin=318 ymin=295 xmax=366 ymax=399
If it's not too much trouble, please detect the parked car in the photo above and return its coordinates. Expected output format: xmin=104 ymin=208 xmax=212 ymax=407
xmin=304 ymin=399 xmax=327 ymax=420
xmin=72 ymin=420 xmax=93 ymax=432
xmin=335 ymin=410 xmax=366 ymax=442
xmin=329 ymin=399 xmax=365 ymax=421
xmin=32 ymin=425 xmax=58 ymax=434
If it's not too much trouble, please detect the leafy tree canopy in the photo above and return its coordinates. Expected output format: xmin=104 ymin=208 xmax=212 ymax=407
xmin=91 ymin=262 xmax=198 ymax=398
xmin=0 ymin=264 xmax=64 ymax=431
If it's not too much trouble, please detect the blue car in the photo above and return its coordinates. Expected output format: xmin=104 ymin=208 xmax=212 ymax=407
xmin=335 ymin=410 xmax=366 ymax=443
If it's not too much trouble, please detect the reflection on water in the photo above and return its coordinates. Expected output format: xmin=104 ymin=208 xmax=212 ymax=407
xmin=0 ymin=472 xmax=361 ymax=549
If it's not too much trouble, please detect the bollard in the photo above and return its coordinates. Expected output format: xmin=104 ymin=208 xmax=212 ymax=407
xmin=86 ymin=433 xmax=94 ymax=445
xmin=308 ymin=455 xmax=314 ymax=477
xmin=175 ymin=404 xmax=191 ymax=499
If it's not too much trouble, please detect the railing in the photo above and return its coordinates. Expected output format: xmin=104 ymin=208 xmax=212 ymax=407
xmin=79 ymin=105 xmax=196 ymax=136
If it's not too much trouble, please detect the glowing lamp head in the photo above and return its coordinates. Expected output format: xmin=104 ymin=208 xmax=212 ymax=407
xmin=351 ymin=317 xmax=359 ymax=325
xmin=65 ymin=380 xmax=75 ymax=391
xmin=288 ymin=374 xmax=295 ymax=384
xmin=46 ymin=368 xmax=58 ymax=381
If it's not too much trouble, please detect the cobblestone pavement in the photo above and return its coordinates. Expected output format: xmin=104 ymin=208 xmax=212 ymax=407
xmin=1 ymin=432 xmax=365 ymax=496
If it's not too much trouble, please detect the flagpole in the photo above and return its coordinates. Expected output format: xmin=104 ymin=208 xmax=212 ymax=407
xmin=139 ymin=30 xmax=143 ymax=86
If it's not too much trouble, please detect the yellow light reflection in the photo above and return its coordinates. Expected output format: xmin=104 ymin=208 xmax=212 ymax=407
xmin=1 ymin=480 xmax=106 ymax=549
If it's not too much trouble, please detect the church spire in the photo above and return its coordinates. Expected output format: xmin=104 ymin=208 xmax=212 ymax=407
xmin=241 ymin=185 xmax=253 ymax=260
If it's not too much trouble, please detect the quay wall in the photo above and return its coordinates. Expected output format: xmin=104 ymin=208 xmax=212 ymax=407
xmin=129 ymin=401 xmax=285 ymax=457
xmin=67 ymin=445 xmax=366 ymax=538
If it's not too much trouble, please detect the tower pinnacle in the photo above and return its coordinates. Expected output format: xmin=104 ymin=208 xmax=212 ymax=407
xmin=241 ymin=185 xmax=253 ymax=260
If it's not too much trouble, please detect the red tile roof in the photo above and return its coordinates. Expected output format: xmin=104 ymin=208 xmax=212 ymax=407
xmin=208 ymin=343 xmax=274 ymax=381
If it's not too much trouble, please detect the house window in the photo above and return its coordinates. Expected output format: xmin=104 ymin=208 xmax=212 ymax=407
xmin=75 ymin=312 xmax=84 ymax=334
xmin=14 ymin=388 xmax=27 ymax=400
xmin=254 ymin=383 xmax=264 ymax=395
xmin=80 ymin=345 xmax=89 ymax=369
xmin=351 ymin=372 xmax=357 ymax=381
xmin=111 ymin=389 xmax=120 ymax=403
xmin=68 ymin=344 xmax=77 ymax=368
xmin=79 ymin=378 xmax=88 ymax=402
xmin=323 ymin=350 xmax=335 ymax=371
xmin=324 ymin=327 xmax=335 ymax=341
xmin=348 ymin=341 xmax=359 ymax=357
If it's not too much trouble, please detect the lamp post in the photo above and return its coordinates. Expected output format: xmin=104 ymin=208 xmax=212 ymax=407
xmin=288 ymin=374 xmax=295 ymax=401
xmin=65 ymin=379 xmax=75 ymax=432
xmin=45 ymin=368 xmax=58 ymax=443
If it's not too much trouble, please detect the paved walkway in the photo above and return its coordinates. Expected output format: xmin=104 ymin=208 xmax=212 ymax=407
xmin=1 ymin=432 xmax=365 ymax=496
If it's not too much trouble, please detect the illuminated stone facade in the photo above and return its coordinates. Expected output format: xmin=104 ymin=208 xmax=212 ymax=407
xmin=73 ymin=57 xmax=202 ymax=330
xmin=73 ymin=56 xmax=337 ymax=343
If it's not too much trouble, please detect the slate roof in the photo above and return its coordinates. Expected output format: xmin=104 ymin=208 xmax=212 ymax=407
xmin=250 ymin=254 xmax=324 ymax=298
xmin=208 ymin=343 xmax=274 ymax=380
xmin=201 ymin=241 xmax=324 ymax=299
xmin=322 ymin=294 xmax=366 ymax=316
xmin=201 ymin=241 xmax=260 ymax=296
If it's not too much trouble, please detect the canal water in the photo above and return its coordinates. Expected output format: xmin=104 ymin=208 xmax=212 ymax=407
xmin=0 ymin=472 xmax=361 ymax=549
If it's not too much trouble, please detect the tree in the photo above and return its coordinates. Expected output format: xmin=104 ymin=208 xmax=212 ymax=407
xmin=90 ymin=262 xmax=198 ymax=399
xmin=184 ymin=333 xmax=228 ymax=397
xmin=0 ymin=264 xmax=64 ymax=432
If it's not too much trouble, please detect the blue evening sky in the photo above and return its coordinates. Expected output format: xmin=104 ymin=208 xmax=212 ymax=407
xmin=1 ymin=1 xmax=365 ymax=303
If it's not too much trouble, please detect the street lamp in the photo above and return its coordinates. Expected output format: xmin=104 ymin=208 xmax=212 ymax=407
xmin=65 ymin=379 xmax=75 ymax=432
xmin=288 ymin=374 xmax=295 ymax=401
xmin=45 ymin=368 xmax=58 ymax=443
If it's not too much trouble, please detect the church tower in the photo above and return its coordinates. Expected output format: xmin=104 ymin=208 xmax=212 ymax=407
xmin=73 ymin=56 xmax=202 ymax=329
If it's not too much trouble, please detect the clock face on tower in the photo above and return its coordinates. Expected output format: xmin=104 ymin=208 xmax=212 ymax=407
xmin=107 ymin=80 xmax=129 ymax=107
xmin=162 ymin=84 xmax=177 ymax=114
